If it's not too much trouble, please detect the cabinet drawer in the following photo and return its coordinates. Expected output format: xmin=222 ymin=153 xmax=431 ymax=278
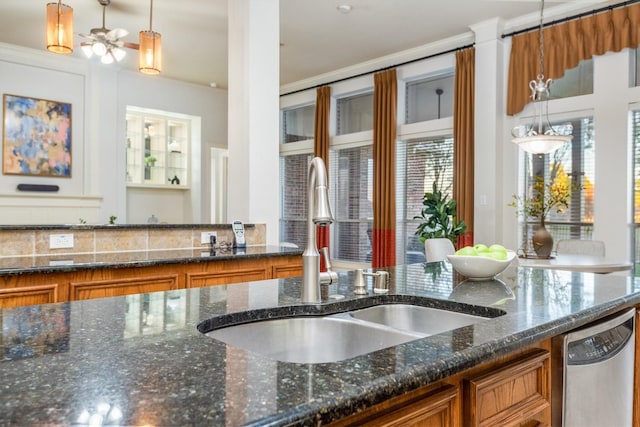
xmin=464 ymin=349 xmax=550 ymax=427
xmin=70 ymin=275 xmax=180 ymax=300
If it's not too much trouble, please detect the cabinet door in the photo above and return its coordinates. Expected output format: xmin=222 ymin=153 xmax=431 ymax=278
xmin=330 ymin=384 xmax=457 ymax=427
xmin=0 ymin=284 xmax=59 ymax=308
xmin=464 ymin=349 xmax=550 ymax=427
xmin=70 ymin=275 xmax=180 ymax=300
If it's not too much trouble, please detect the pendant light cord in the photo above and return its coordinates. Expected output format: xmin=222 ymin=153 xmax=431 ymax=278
xmin=149 ymin=0 xmax=154 ymax=31
xmin=538 ymin=0 xmax=545 ymax=80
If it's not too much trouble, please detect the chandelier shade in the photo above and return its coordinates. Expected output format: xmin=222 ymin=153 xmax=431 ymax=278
xmin=510 ymin=0 xmax=572 ymax=155
xmin=139 ymin=30 xmax=162 ymax=75
xmin=139 ymin=0 xmax=162 ymax=75
xmin=46 ymin=1 xmax=73 ymax=54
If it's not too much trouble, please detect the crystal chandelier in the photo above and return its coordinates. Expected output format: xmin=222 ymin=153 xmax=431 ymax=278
xmin=511 ymin=0 xmax=572 ymax=154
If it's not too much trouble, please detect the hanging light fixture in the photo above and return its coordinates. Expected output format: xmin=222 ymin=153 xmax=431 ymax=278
xmin=46 ymin=0 xmax=74 ymax=54
xmin=511 ymin=0 xmax=572 ymax=155
xmin=139 ymin=0 xmax=162 ymax=75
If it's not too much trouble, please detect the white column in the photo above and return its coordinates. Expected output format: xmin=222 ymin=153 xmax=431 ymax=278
xmin=227 ymin=0 xmax=280 ymax=245
xmin=470 ymin=18 xmax=507 ymax=246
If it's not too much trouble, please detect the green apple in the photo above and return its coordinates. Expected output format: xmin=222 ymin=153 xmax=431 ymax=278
xmin=481 ymin=250 xmax=507 ymax=261
xmin=455 ymin=246 xmax=478 ymax=256
xmin=473 ymin=244 xmax=488 ymax=252
xmin=489 ymin=244 xmax=507 ymax=253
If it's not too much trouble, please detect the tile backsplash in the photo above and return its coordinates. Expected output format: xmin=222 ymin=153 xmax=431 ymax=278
xmin=0 ymin=224 xmax=266 ymax=257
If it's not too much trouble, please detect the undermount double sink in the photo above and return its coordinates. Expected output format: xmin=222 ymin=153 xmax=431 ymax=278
xmin=201 ymin=302 xmax=503 ymax=364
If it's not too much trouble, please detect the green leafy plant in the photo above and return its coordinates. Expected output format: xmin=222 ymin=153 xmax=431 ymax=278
xmin=414 ymin=181 xmax=467 ymax=246
xmin=144 ymin=156 xmax=157 ymax=166
xmin=109 ymin=215 xmax=117 ymax=225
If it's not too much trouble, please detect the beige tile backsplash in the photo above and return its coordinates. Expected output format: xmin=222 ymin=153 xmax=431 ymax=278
xmin=0 ymin=225 xmax=266 ymax=257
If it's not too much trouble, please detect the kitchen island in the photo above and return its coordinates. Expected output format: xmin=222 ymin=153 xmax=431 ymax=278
xmin=0 ymin=262 xmax=638 ymax=425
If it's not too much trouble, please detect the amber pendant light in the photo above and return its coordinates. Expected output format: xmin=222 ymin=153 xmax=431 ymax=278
xmin=139 ymin=0 xmax=162 ymax=75
xmin=46 ymin=0 xmax=74 ymax=54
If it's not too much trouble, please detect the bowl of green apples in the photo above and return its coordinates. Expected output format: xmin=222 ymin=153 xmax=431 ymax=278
xmin=446 ymin=244 xmax=516 ymax=280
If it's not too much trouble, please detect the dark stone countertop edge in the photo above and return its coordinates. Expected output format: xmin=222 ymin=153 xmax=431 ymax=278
xmin=0 ymin=246 xmax=302 ymax=276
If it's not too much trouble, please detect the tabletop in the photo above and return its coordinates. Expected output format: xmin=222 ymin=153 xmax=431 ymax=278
xmin=517 ymin=253 xmax=633 ymax=273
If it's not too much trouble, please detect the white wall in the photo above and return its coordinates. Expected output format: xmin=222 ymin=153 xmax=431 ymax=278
xmin=0 ymin=42 xmax=227 ymax=225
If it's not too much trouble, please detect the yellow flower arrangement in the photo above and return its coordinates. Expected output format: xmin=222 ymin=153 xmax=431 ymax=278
xmin=509 ymin=175 xmax=574 ymax=223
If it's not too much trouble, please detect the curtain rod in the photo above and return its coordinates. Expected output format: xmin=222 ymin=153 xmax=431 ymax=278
xmin=280 ymin=43 xmax=475 ymax=97
xmin=501 ymin=0 xmax=640 ymax=39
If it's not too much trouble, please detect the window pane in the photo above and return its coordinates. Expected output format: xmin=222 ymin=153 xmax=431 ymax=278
xmin=631 ymin=111 xmax=640 ymax=262
xmin=281 ymin=104 xmax=315 ymax=144
xmin=405 ymin=74 xmax=454 ymax=123
xmin=550 ymin=59 xmax=593 ymax=99
xmin=336 ymin=92 xmax=373 ymax=135
xmin=397 ymin=137 xmax=454 ymax=263
xmin=279 ymin=153 xmax=314 ymax=247
xmin=518 ymin=117 xmax=595 ymax=253
xmin=329 ymin=145 xmax=373 ymax=262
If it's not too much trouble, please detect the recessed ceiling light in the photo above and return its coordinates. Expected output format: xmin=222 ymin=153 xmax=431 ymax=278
xmin=337 ymin=4 xmax=352 ymax=14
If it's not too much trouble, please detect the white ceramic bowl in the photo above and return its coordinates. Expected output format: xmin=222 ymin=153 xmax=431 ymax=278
xmin=446 ymin=250 xmax=516 ymax=280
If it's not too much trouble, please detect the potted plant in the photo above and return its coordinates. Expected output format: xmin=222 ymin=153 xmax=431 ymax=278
xmin=144 ymin=156 xmax=157 ymax=167
xmin=509 ymin=174 xmax=575 ymax=258
xmin=414 ymin=181 xmax=467 ymax=248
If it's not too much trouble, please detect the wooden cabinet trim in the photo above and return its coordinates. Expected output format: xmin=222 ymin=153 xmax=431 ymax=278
xmin=186 ymin=268 xmax=268 ymax=288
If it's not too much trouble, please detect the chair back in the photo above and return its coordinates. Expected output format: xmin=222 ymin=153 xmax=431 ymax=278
xmin=556 ymin=239 xmax=605 ymax=256
xmin=425 ymin=238 xmax=455 ymax=262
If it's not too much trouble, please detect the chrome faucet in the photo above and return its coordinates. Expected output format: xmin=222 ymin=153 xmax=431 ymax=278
xmin=302 ymin=157 xmax=334 ymax=303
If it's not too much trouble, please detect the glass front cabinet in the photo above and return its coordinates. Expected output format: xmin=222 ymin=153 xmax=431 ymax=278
xmin=126 ymin=109 xmax=190 ymax=188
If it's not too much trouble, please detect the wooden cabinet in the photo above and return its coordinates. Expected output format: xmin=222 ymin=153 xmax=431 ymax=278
xmin=463 ymin=349 xmax=550 ymax=427
xmin=332 ymin=345 xmax=551 ymax=427
xmin=0 ymin=254 xmax=302 ymax=306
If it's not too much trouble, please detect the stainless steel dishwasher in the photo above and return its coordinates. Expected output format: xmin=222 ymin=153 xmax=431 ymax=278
xmin=552 ymin=308 xmax=635 ymax=427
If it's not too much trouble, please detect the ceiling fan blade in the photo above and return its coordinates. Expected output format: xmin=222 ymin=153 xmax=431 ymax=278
xmin=122 ymin=41 xmax=140 ymax=50
xmin=107 ymin=28 xmax=129 ymax=40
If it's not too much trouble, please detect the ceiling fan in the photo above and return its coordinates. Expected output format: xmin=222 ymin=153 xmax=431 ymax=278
xmin=79 ymin=0 xmax=138 ymax=64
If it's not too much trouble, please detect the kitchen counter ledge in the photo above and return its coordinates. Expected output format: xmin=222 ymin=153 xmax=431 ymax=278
xmin=0 ymin=263 xmax=638 ymax=426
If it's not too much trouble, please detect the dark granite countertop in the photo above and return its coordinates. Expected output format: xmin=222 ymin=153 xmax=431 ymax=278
xmin=0 ymin=245 xmax=302 ymax=275
xmin=0 ymin=262 xmax=638 ymax=426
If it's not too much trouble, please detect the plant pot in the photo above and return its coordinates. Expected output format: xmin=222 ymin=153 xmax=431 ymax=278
xmin=532 ymin=221 xmax=553 ymax=258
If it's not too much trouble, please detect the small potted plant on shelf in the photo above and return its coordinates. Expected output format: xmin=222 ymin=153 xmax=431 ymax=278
xmin=414 ymin=180 xmax=467 ymax=248
xmin=509 ymin=174 xmax=576 ymax=258
xmin=144 ymin=156 xmax=157 ymax=167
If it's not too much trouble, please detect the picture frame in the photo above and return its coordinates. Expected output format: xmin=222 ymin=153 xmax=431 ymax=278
xmin=2 ymin=94 xmax=72 ymax=177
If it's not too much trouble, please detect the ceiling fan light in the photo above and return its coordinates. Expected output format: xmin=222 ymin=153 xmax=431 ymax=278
xmin=80 ymin=43 xmax=94 ymax=58
xmin=139 ymin=30 xmax=162 ymax=75
xmin=101 ymin=52 xmax=114 ymax=64
xmin=112 ymin=47 xmax=126 ymax=62
xmin=46 ymin=1 xmax=73 ymax=54
xmin=92 ymin=42 xmax=107 ymax=56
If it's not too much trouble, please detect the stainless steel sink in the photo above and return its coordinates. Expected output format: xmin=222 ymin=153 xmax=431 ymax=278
xmin=348 ymin=304 xmax=485 ymax=336
xmin=205 ymin=316 xmax=422 ymax=364
xmin=204 ymin=303 xmax=492 ymax=364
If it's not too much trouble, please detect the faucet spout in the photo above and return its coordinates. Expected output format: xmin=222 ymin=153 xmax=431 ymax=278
xmin=302 ymin=157 xmax=334 ymax=303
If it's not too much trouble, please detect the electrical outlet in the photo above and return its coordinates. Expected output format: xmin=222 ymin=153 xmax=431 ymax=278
xmin=50 ymin=234 xmax=74 ymax=249
xmin=200 ymin=231 xmax=217 ymax=244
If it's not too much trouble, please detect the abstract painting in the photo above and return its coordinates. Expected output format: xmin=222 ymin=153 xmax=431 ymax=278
xmin=2 ymin=94 xmax=72 ymax=177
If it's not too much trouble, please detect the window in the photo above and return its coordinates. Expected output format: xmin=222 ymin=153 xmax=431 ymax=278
xmin=336 ymin=92 xmax=373 ymax=135
xmin=405 ymin=74 xmax=454 ymax=123
xmin=397 ymin=137 xmax=454 ymax=264
xmin=631 ymin=110 xmax=640 ymax=262
xmin=281 ymin=104 xmax=315 ymax=144
xmin=550 ymin=59 xmax=594 ymax=99
xmin=518 ymin=117 xmax=595 ymax=252
xmin=279 ymin=153 xmax=314 ymax=247
xmin=329 ymin=145 xmax=373 ymax=262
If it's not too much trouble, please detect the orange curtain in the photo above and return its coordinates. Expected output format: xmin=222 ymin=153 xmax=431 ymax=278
xmin=314 ymin=86 xmax=331 ymax=270
xmin=454 ymin=48 xmax=475 ymax=249
xmin=508 ymin=2 xmax=640 ymax=115
xmin=372 ymin=69 xmax=397 ymax=268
